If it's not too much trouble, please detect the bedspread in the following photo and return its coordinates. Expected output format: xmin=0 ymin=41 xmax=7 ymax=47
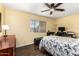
xmin=39 ymin=36 xmax=79 ymax=56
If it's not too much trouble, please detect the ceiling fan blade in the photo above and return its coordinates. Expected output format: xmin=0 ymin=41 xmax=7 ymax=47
xmin=55 ymin=9 xmax=65 ymax=11
xmin=44 ymin=3 xmax=50 ymax=8
xmin=41 ymin=9 xmax=50 ymax=12
xmin=54 ymin=3 xmax=63 ymax=8
xmin=50 ymin=11 xmax=53 ymax=15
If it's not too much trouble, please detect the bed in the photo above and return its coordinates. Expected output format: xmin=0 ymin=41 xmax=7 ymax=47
xmin=39 ymin=35 xmax=79 ymax=56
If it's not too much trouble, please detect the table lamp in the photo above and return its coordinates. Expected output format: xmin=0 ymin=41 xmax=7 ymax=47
xmin=2 ymin=25 xmax=9 ymax=37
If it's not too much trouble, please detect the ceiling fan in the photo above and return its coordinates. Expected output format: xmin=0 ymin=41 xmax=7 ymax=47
xmin=41 ymin=3 xmax=65 ymax=15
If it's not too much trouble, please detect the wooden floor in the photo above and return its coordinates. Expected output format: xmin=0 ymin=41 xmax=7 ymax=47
xmin=16 ymin=44 xmax=52 ymax=56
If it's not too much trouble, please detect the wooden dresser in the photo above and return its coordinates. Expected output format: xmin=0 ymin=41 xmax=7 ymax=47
xmin=0 ymin=35 xmax=16 ymax=56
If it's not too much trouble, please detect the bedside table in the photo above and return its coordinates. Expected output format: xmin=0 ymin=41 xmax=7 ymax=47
xmin=34 ymin=37 xmax=42 ymax=45
xmin=0 ymin=35 xmax=16 ymax=56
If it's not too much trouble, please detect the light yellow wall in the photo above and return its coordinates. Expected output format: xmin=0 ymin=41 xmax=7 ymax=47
xmin=56 ymin=14 xmax=79 ymax=37
xmin=4 ymin=7 xmax=55 ymax=47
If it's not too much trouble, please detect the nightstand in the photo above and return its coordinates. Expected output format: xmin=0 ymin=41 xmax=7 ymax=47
xmin=34 ymin=37 xmax=42 ymax=45
xmin=0 ymin=35 xmax=16 ymax=56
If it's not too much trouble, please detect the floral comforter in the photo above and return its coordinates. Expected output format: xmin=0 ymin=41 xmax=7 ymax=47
xmin=39 ymin=36 xmax=79 ymax=56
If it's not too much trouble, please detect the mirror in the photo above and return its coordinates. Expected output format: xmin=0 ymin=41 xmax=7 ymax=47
xmin=0 ymin=13 xmax=1 ymax=32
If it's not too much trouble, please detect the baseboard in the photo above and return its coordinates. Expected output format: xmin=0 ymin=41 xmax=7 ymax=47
xmin=16 ymin=42 xmax=34 ymax=48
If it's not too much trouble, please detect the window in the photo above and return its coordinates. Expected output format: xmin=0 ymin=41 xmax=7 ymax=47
xmin=30 ymin=20 xmax=46 ymax=32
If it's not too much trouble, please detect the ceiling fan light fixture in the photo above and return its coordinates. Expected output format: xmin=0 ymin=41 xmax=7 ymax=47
xmin=50 ymin=9 xmax=54 ymax=11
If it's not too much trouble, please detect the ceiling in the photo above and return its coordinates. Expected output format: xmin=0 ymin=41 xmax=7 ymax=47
xmin=3 ymin=3 xmax=79 ymax=19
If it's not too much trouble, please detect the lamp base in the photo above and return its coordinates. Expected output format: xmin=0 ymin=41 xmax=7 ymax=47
xmin=4 ymin=35 xmax=7 ymax=37
xmin=3 ymin=35 xmax=7 ymax=42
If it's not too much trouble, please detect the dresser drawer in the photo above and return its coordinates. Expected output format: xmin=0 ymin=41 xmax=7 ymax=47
xmin=0 ymin=48 xmax=14 ymax=56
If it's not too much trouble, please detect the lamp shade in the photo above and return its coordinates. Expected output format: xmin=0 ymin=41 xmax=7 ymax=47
xmin=2 ymin=25 xmax=9 ymax=30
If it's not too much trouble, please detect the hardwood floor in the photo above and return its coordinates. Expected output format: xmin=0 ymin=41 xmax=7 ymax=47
xmin=16 ymin=44 xmax=52 ymax=56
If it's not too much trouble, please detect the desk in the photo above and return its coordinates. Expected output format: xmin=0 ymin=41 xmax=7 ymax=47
xmin=0 ymin=35 xmax=16 ymax=56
